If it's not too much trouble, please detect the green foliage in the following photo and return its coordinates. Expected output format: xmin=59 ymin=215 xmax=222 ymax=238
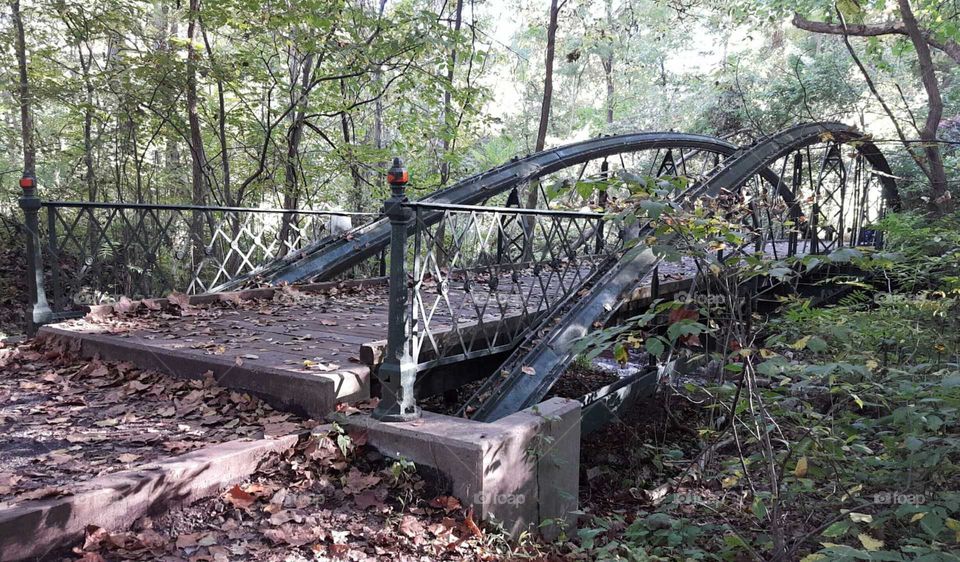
xmin=566 ymin=206 xmax=960 ymax=560
xmin=868 ymin=212 xmax=960 ymax=292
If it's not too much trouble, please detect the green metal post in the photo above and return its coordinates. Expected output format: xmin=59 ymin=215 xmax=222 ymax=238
xmin=372 ymin=158 xmax=421 ymax=422
xmin=18 ymin=173 xmax=52 ymax=333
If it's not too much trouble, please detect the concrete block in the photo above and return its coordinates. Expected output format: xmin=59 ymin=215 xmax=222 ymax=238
xmin=0 ymin=435 xmax=298 ymax=562
xmin=338 ymin=397 xmax=581 ymax=538
xmin=37 ymin=327 xmax=353 ymax=419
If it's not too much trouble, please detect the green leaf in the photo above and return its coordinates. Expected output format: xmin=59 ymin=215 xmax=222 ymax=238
xmin=646 ymin=336 xmax=665 ymax=357
xmin=752 ymin=497 xmax=768 ymax=521
xmin=613 ymin=343 xmax=629 ymax=365
xmin=806 ymin=336 xmax=828 ymax=353
xmin=822 ymin=520 xmax=851 ymax=538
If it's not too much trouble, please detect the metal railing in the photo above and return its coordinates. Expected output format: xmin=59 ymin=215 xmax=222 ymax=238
xmin=405 ymin=201 xmax=623 ymax=372
xmin=371 ymin=158 xmax=627 ymax=420
xmin=18 ymin=183 xmax=380 ymax=326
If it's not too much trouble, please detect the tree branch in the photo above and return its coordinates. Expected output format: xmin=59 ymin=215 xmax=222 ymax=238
xmin=792 ymin=12 xmax=960 ymax=65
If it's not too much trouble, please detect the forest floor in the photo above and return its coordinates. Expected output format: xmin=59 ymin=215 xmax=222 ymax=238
xmin=0 ymin=340 xmax=312 ymax=506
xmin=0 ymin=338 xmax=525 ymax=561
xmin=65 ymin=426 xmax=508 ymax=562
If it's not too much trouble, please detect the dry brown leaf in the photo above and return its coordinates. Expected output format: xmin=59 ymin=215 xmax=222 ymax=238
xmin=354 ymin=489 xmax=386 ymax=510
xmin=81 ymin=524 xmax=112 ymax=552
xmin=17 ymin=486 xmax=67 ymax=502
xmin=464 ymin=507 xmax=483 ymax=540
xmin=343 ymin=468 xmax=381 ymax=494
xmin=224 ymin=484 xmax=256 ymax=510
xmin=429 ymin=495 xmax=462 ymax=513
xmin=175 ymin=532 xmax=199 ymax=548
xmin=399 ymin=515 xmax=424 ymax=538
xmin=115 ymin=296 xmax=137 ymax=314
xmin=167 ymin=292 xmax=191 ymax=308
xmin=262 ymin=523 xmax=325 ymax=546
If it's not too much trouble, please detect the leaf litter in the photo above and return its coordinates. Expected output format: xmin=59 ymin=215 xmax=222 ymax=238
xmin=0 ymin=339 xmax=315 ymax=506
xmin=68 ymin=426 xmax=528 ymax=561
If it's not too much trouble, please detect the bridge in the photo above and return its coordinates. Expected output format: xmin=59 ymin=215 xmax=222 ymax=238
xmin=21 ymin=122 xmax=900 ymax=426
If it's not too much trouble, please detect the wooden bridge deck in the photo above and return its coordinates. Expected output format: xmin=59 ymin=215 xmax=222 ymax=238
xmin=38 ymin=241 xmax=803 ymax=418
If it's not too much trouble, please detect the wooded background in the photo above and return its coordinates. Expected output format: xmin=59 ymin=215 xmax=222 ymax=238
xmin=1 ymin=0 xmax=957 ymax=216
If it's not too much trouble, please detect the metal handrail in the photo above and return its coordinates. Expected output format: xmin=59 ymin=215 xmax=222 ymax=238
xmin=403 ymin=200 xmax=606 ymax=219
xmin=41 ymin=200 xmax=380 ymax=217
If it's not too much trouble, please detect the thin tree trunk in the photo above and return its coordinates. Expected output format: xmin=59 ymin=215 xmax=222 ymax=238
xmin=11 ymin=0 xmax=35 ymax=178
xmin=439 ymin=0 xmax=464 ymax=185
xmin=898 ymin=0 xmax=950 ymax=209
xmin=602 ymin=0 xmax=614 ymax=127
xmin=80 ymin=46 xmax=96 ymax=201
xmin=162 ymin=6 xmax=182 ymax=197
xmin=523 ymin=0 xmax=561 ymax=259
xmin=603 ymin=53 xmax=614 ymax=125
xmin=278 ymin=51 xmax=315 ymax=253
xmin=534 ymin=0 xmax=559 ymax=156
xmin=201 ymin=23 xmax=230 ymax=206
xmin=340 ymin=79 xmax=364 ymax=209
xmin=527 ymin=0 xmax=560 ymax=212
xmin=186 ymin=0 xmax=207 ymax=262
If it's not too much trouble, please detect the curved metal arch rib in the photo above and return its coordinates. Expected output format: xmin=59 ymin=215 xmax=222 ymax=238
xmin=466 ymin=122 xmax=900 ymax=422
xmin=244 ymin=133 xmax=749 ymax=287
xmin=706 ymin=122 xmax=900 ymax=208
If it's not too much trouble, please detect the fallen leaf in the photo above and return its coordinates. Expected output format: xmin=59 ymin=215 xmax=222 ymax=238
xmin=858 ymin=533 xmax=883 ymax=551
xmin=224 ymin=484 xmax=256 ymax=510
xmin=354 ymin=489 xmax=385 ymax=510
xmin=175 ymin=533 xmax=199 ymax=548
xmin=17 ymin=486 xmax=67 ymax=502
xmin=794 ymin=456 xmax=808 ymax=478
xmin=464 ymin=507 xmax=483 ymax=540
xmin=399 ymin=514 xmax=424 ymax=538
xmin=429 ymin=495 xmax=462 ymax=513
xmin=343 ymin=468 xmax=381 ymax=494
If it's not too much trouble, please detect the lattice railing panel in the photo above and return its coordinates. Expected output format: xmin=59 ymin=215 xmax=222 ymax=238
xmin=42 ymin=202 xmax=376 ymax=312
xmin=405 ymin=202 xmax=623 ymax=370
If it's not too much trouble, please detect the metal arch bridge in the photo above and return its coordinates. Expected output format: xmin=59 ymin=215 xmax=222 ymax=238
xmin=29 ymin=122 xmax=900 ymax=423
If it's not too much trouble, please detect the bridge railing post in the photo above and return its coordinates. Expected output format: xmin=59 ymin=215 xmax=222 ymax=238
xmin=372 ymin=157 xmax=421 ymax=422
xmin=595 ymin=159 xmax=609 ymax=255
xmin=18 ymin=173 xmax=53 ymax=334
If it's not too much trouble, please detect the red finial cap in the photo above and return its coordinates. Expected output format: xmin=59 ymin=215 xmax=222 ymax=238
xmin=387 ymin=157 xmax=408 ymax=186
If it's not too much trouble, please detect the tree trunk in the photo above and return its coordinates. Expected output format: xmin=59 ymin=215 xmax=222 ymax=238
xmin=11 ymin=0 xmax=35 ymax=178
xmin=80 ymin=46 xmax=96 ymax=202
xmin=526 ymin=0 xmax=561 ymax=213
xmin=898 ymin=0 xmax=950 ymax=209
xmin=201 ymin=24 xmax=230 ymax=206
xmin=602 ymin=0 xmax=614 ymax=127
xmin=278 ymin=51 xmax=315 ymax=254
xmin=340 ymin=79 xmax=364 ymax=210
xmin=523 ymin=0 xmax=561 ymax=260
xmin=602 ymin=53 xmax=614 ymax=125
xmin=439 ymin=0 xmax=464 ymax=185
xmin=161 ymin=5 xmax=182 ymax=198
xmin=186 ymin=0 xmax=207 ymax=261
